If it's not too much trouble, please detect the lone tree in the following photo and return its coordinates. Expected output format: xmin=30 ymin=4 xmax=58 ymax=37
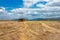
xmin=18 ymin=18 xmax=25 ymax=22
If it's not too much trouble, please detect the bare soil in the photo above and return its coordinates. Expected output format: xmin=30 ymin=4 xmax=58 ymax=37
xmin=0 ymin=21 xmax=60 ymax=40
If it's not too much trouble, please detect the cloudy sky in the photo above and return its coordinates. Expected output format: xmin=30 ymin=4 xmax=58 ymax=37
xmin=0 ymin=0 xmax=60 ymax=20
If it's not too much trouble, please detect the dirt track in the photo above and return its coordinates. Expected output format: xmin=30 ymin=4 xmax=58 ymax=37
xmin=0 ymin=21 xmax=60 ymax=40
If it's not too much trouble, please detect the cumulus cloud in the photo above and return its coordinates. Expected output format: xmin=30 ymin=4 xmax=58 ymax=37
xmin=0 ymin=7 xmax=60 ymax=20
xmin=23 ymin=0 xmax=40 ymax=7
xmin=10 ymin=7 xmax=60 ymax=19
xmin=9 ymin=0 xmax=60 ymax=20
xmin=46 ymin=0 xmax=60 ymax=7
xmin=23 ymin=0 xmax=50 ymax=8
xmin=0 ymin=7 xmax=16 ymax=20
xmin=23 ymin=0 xmax=60 ymax=8
xmin=0 ymin=0 xmax=60 ymax=20
xmin=46 ymin=2 xmax=60 ymax=7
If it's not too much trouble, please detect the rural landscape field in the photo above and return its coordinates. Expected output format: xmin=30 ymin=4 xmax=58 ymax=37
xmin=0 ymin=21 xmax=60 ymax=40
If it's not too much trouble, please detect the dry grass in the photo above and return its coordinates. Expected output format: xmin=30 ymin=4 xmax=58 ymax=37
xmin=0 ymin=21 xmax=60 ymax=40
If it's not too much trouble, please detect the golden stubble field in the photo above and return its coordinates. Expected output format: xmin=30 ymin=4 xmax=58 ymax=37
xmin=0 ymin=21 xmax=60 ymax=40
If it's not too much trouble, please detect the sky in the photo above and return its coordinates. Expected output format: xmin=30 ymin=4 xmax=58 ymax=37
xmin=0 ymin=0 xmax=23 ymax=10
xmin=0 ymin=0 xmax=60 ymax=20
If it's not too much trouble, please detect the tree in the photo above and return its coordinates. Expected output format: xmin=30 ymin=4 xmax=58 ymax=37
xmin=18 ymin=18 xmax=25 ymax=22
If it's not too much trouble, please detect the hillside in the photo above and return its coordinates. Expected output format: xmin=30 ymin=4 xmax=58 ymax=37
xmin=0 ymin=21 xmax=60 ymax=40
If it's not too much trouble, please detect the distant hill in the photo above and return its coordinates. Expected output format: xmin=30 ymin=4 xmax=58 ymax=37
xmin=2 ymin=17 xmax=60 ymax=20
xmin=32 ymin=18 xmax=60 ymax=20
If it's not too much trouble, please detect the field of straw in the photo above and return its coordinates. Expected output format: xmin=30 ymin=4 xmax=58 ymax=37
xmin=0 ymin=21 xmax=60 ymax=40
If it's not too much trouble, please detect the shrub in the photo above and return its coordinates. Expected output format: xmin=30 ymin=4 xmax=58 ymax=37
xmin=18 ymin=18 xmax=25 ymax=22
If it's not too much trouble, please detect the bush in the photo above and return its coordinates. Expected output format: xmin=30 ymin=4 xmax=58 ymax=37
xmin=18 ymin=18 xmax=25 ymax=22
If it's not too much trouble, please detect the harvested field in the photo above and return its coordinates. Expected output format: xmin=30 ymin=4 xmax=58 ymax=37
xmin=0 ymin=21 xmax=60 ymax=40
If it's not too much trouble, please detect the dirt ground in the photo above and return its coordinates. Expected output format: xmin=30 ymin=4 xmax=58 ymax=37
xmin=0 ymin=21 xmax=60 ymax=40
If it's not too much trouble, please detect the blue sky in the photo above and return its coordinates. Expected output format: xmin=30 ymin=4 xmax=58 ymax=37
xmin=0 ymin=0 xmax=60 ymax=20
xmin=0 ymin=0 xmax=23 ymax=10
xmin=0 ymin=0 xmax=23 ymax=7
xmin=0 ymin=0 xmax=47 ymax=9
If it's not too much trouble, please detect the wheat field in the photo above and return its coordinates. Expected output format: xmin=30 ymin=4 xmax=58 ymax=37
xmin=0 ymin=21 xmax=60 ymax=40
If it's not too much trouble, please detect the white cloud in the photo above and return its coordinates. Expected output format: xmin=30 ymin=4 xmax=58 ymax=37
xmin=23 ymin=0 xmax=60 ymax=8
xmin=0 ymin=7 xmax=60 ymax=20
xmin=46 ymin=2 xmax=60 ymax=7
xmin=52 ymin=0 xmax=60 ymax=2
xmin=0 ymin=0 xmax=60 ymax=20
xmin=23 ymin=0 xmax=51 ymax=8
xmin=0 ymin=7 xmax=16 ymax=20
xmin=10 ymin=7 xmax=60 ymax=19
xmin=36 ymin=4 xmax=46 ymax=8
xmin=23 ymin=0 xmax=40 ymax=7
xmin=0 ymin=7 xmax=6 ymax=13
xmin=46 ymin=0 xmax=60 ymax=6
